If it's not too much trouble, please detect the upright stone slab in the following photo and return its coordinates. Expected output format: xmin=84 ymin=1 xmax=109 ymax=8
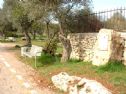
xmin=92 ymin=29 xmax=124 ymax=66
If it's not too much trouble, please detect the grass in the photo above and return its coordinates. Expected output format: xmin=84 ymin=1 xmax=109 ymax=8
xmin=17 ymin=53 xmax=126 ymax=94
xmin=37 ymin=53 xmax=59 ymax=66
xmin=95 ymin=60 xmax=126 ymax=73
xmin=92 ymin=60 xmax=126 ymax=93
xmin=5 ymin=39 xmax=126 ymax=94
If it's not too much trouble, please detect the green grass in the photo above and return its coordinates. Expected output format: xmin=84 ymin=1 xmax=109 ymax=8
xmin=7 ymin=40 xmax=126 ymax=93
xmin=95 ymin=60 xmax=126 ymax=73
xmin=18 ymin=54 xmax=126 ymax=93
xmin=37 ymin=53 xmax=59 ymax=66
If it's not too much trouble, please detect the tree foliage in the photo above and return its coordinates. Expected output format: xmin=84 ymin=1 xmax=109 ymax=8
xmin=1 ymin=0 xmax=93 ymax=62
xmin=105 ymin=12 xmax=126 ymax=30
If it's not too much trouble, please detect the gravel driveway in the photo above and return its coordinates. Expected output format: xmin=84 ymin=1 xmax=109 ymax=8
xmin=0 ymin=43 xmax=55 ymax=94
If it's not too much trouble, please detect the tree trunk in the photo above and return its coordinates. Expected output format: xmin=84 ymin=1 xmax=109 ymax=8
xmin=33 ymin=30 xmax=36 ymax=40
xmin=3 ymin=28 xmax=6 ymax=40
xmin=59 ymin=35 xmax=72 ymax=63
xmin=46 ymin=22 xmax=50 ymax=39
xmin=59 ymin=23 xmax=72 ymax=63
xmin=24 ymin=31 xmax=31 ymax=46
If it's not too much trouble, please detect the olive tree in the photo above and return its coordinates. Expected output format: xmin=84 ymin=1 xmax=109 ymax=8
xmin=3 ymin=0 xmax=33 ymax=46
xmin=18 ymin=0 xmax=92 ymax=62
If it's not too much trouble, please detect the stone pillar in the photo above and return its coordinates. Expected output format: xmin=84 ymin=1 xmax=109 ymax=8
xmin=92 ymin=29 xmax=124 ymax=66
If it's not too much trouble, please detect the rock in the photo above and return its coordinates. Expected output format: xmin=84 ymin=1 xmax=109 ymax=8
xmin=77 ymin=78 xmax=87 ymax=86
xmin=69 ymin=85 xmax=78 ymax=94
xmin=51 ymin=72 xmax=71 ymax=92
xmin=78 ymin=78 xmax=112 ymax=94
xmin=51 ymin=72 xmax=112 ymax=94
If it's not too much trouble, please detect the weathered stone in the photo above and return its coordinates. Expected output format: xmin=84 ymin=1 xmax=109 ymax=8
xmin=78 ymin=78 xmax=112 ymax=94
xmin=51 ymin=72 xmax=112 ymax=94
xmin=51 ymin=72 xmax=81 ymax=92
xmin=68 ymin=33 xmax=97 ymax=61
xmin=92 ymin=29 xmax=124 ymax=66
xmin=68 ymin=29 xmax=126 ymax=66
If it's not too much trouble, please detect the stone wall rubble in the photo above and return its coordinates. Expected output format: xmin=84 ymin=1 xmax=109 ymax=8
xmin=51 ymin=72 xmax=112 ymax=94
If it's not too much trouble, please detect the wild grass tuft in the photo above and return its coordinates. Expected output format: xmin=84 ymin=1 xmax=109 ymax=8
xmin=96 ymin=60 xmax=126 ymax=73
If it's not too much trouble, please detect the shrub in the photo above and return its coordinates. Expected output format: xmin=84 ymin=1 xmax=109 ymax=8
xmin=43 ymin=38 xmax=58 ymax=56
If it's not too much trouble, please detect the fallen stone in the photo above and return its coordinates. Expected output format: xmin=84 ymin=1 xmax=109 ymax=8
xmin=51 ymin=72 xmax=112 ymax=94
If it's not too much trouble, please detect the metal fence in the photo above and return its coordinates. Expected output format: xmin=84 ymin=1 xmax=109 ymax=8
xmin=85 ymin=7 xmax=126 ymax=32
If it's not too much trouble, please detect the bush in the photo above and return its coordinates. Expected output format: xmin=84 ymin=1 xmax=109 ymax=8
xmin=96 ymin=60 xmax=126 ymax=73
xmin=43 ymin=38 xmax=58 ymax=56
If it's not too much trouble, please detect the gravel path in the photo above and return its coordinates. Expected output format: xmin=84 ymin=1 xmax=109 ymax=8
xmin=0 ymin=43 xmax=55 ymax=94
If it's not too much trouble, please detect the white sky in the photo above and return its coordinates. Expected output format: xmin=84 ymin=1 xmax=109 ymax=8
xmin=0 ymin=0 xmax=126 ymax=11
xmin=0 ymin=0 xmax=3 ymax=8
xmin=93 ymin=0 xmax=126 ymax=12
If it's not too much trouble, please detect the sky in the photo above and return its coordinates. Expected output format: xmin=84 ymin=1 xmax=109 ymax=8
xmin=0 ymin=0 xmax=126 ymax=11
xmin=0 ymin=0 xmax=3 ymax=8
xmin=93 ymin=0 xmax=126 ymax=12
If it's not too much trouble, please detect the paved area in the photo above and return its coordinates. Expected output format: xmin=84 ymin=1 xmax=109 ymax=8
xmin=0 ymin=43 xmax=55 ymax=94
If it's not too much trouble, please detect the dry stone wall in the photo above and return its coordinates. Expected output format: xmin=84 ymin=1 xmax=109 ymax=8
xmin=69 ymin=29 xmax=126 ymax=66
xmin=68 ymin=33 xmax=98 ymax=61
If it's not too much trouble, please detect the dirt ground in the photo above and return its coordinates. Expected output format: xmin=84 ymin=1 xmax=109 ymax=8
xmin=0 ymin=43 xmax=55 ymax=94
